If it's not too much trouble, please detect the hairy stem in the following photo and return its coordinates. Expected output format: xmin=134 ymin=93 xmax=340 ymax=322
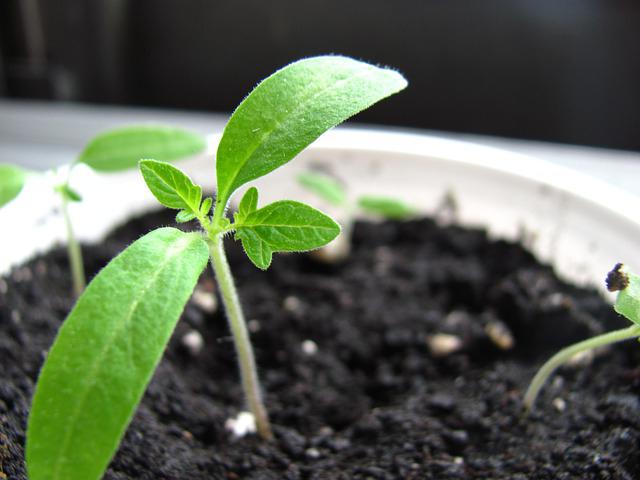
xmin=524 ymin=324 xmax=640 ymax=411
xmin=61 ymin=194 xmax=86 ymax=297
xmin=208 ymin=234 xmax=273 ymax=440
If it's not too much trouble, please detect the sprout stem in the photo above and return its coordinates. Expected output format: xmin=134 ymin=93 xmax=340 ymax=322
xmin=208 ymin=234 xmax=273 ymax=440
xmin=524 ymin=324 xmax=640 ymax=412
xmin=60 ymin=194 xmax=86 ymax=297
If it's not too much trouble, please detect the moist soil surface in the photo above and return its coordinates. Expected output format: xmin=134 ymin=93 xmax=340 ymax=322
xmin=2 ymin=210 xmax=640 ymax=479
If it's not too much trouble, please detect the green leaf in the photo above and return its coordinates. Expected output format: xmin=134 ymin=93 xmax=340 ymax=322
xmin=0 ymin=163 xmax=27 ymax=207
xmin=27 ymin=228 xmax=208 ymax=480
xmin=78 ymin=125 xmax=206 ymax=172
xmin=235 ymin=186 xmax=259 ymax=223
xmin=55 ymin=184 xmax=83 ymax=202
xmin=234 ymin=200 xmax=340 ymax=269
xmin=297 ymin=171 xmax=347 ymax=206
xmin=200 ymin=197 xmax=213 ymax=216
xmin=139 ymin=159 xmax=202 ymax=212
xmin=357 ymin=195 xmax=416 ymax=219
xmin=176 ymin=210 xmax=197 ymax=223
xmin=215 ymin=56 xmax=407 ymax=206
xmin=614 ymin=269 xmax=640 ymax=326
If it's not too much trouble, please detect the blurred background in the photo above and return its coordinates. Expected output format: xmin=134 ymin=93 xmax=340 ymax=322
xmin=1 ymin=0 xmax=639 ymax=150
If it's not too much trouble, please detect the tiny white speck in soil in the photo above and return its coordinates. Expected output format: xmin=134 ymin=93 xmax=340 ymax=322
xmin=484 ymin=321 xmax=515 ymax=350
xmin=248 ymin=319 xmax=261 ymax=332
xmin=426 ymin=333 xmax=462 ymax=357
xmin=225 ymin=411 xmax=256 ymax=438
xmin=552 ymin=376 xmax=565 ymax=389
xmin=305 ymin=447 xmax=321 ymax=459
xmin=301 ymin=339 xmax=318 ymax=355
xmin=181 ymin=330 xmax=204 ymax=355
xmin=283 ymin=295 xmax=304 ymax=313
xmin=552 ymin=397 xmax=566 ymax=412
xmin=547 ymin=293 xmax=566 ymax=307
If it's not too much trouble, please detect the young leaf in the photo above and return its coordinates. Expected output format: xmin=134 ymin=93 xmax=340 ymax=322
xmin=234 ymin=200 xmax=340 ymax=269
xmin=78 ymin=125 xmax=206 ymax=172
xmin=0 ymin=163 xmax=27 ymax=207
xmin=357 ymin=195 xmax=416 ymax=219
xmin=613 ymin=268 xmax=640 ymax=326
xmin=297 ymin=171 xmax=347 ymax=206
xmin=235 ymin=186 xmax=259 ymax=222
xmin=55 ymin=184 xmax=83 ymax=202
xmin=176 ymin=210 xmax=197 ymax=223
xmin=139 ymin=159 xmax=202 ymax=213
xmin=200 ymin=197 xmax=213 ymax=216
xmin=26 ymin=227 xmax=209 ymax=480
xmin=215 ymin=56 xmax=407 ymax=206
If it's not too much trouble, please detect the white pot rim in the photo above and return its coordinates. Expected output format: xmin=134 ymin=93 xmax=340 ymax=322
xmin=2 ymin=127 xmax=639 ymax=295
xmin=311 ymin=128 xmax=640 ymax=228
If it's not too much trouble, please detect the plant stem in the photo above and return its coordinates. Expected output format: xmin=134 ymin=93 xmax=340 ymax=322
xmin=208 ymin=234 xmax=273 ymax=440
xmin=60 ymin=194 xmax=86 ymax=297
xmin=524 ymin=324 xmax=640 ymax=411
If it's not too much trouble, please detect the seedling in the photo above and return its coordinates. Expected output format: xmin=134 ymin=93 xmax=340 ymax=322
xmin=298 ymin=170 xmax=416 ymax=260
xmin=524 ymin=263 xmax=640 ymax=411
xmin=0 ymin=126 xmax=206 ymax=296
xmin=26 ymin=56 xmax=407 ymax=480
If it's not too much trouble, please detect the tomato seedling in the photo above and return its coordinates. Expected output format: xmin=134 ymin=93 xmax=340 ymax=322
xmin=524 ymin=263 xmax=640 ymax=411
xmin=298 ymin=170 xmax=415 ymax=261
xmin=26 ymin=56 xmax=407 ymax=480
xmin=0 ymin=126 xmax=206 ymax=296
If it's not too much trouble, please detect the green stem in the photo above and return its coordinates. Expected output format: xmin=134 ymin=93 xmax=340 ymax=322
xmin=212 ymin=199 xmax=226 ymax=228
xmin=61 ymin=194 xmax=86 ymax=297
xmin=208 ymin=234 xmax=273 ymax=440
xmin=524 ymin=324 xmax=640 ymax=412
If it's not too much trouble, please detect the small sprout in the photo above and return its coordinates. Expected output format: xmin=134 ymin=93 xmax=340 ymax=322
xmin=0 ymin=126 xmax=206 ymax=297
xmin=298 ymin=170 xmax=416 ymax=262
xmin=54 ymin=184 xmax=83 ymax=202
xmin=297 ymin=171 xmax=347 ymax=206
xmin=524 ymin=263 xmax=640 ymax=412
xmin=357 ymin=195 xmax=416 ymax=220
xmin=27 ymin=56 xmax=407 ymax=480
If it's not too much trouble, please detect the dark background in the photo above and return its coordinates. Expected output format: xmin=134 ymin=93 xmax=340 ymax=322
xmin=1 ymin=0 xmax=639 ymax=150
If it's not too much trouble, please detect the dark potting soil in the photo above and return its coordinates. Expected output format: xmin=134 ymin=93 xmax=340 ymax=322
xmin=1 ymin=210 xmax=640 ymax=480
